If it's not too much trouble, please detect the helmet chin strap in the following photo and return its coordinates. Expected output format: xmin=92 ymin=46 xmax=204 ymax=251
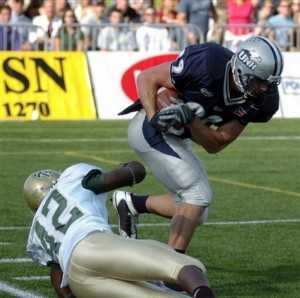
xmin=236 ymin=70 xmax=247 ymax=94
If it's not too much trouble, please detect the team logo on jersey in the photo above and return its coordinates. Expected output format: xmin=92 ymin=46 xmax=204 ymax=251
xmin=237 ymin=49 xmax=262 ymax=70
xmin=200 ymin=88 xmax=213 ymax=97
xmin=233 ymin=107 xmax=247 ymax=117
xmin=171 ymin=59 xmax=184 ymax=74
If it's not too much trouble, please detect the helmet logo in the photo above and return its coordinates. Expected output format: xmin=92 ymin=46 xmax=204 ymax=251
xmin=237 ymin=49 xmax=262 ymax=71
xmin=34 ymin=170 xmax=53 ymax=178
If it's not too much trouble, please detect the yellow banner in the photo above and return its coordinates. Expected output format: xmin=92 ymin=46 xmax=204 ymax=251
xmin=0 ymin=52 xmax=96 ymax=120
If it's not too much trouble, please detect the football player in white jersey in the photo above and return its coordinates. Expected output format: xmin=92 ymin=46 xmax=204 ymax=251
xmin=24 ymin=161 xmax=215 ymax=298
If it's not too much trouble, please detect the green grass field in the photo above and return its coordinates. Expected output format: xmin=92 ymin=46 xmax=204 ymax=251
xmin=0 ymin=118 xmax=299 ymax=298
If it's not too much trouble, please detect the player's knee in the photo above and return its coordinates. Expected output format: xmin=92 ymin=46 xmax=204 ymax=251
xmin=198 ymin=207 xmax=209 ymax=226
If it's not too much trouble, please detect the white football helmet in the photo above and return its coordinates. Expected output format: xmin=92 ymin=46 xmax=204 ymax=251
xmin=231 ymin=36 xmax=284 ymax=98
xmin=23 ymin=169 xmax=60 ymax=212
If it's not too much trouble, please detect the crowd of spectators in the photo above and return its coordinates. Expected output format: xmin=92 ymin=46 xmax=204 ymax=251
xmin=0 ymin=0 xmax=299 ymax=51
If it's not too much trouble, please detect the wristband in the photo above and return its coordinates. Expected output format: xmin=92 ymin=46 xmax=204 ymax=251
xmin=125 ymin=166 xmax=136 ymax=185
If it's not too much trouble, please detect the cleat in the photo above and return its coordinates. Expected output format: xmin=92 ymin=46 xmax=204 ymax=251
xmin=112 ymin=191 xmax=138 ymax=239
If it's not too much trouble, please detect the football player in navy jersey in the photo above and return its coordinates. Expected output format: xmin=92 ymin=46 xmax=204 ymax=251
xmin=24 ymin=161 xmax=215 ymax=298
xmin=114 ymin=36 xmax=284 ymax=260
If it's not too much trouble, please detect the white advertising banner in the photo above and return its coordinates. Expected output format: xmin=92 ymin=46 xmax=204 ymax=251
xmin=87 ymin=52 xmax=300 ymax=119
xmin=87 ymin=52 xmax=178 ymax=119
xmin=275 ymin=52 xmax=300 ymax=118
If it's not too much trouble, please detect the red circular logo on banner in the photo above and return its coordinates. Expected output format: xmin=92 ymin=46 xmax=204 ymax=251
xmin=121 ymin=54 xmax=178 ymax=102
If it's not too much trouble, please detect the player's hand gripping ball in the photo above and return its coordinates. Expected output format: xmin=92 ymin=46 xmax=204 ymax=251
xmin=155 ymin=87 xmax=183 ymax=130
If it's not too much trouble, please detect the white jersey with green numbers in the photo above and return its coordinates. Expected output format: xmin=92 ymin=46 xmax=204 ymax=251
xmin=27 ymin=163 xmax=112 ymax=286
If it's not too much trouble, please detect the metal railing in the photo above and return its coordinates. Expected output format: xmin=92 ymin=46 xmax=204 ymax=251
xmin=2 ymin=22 xmax=300 ymax=52
xmin=0 ymin=22 xmax=205 ymax=52
xmin=207 ymin=23 xmax=300 ymax=52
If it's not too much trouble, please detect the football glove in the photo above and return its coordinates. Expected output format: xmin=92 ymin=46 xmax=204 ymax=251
xmin=186 ymin=102 xmax=205 ymax=118
xmin=159 ymin=103 xmax=196 ymax=126
xmin=149 ymin=112 xmax=173 ymax=132
xmin=165 ymin=125 xmax=185 ymax=136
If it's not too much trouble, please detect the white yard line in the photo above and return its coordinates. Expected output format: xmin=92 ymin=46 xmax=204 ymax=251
xmin=15 ymin=276 xmax=49 ymax=281
xmin=0 ymin=258 xmax=32 ymax=264
xmin=0 ymin=280 xmax=44 ymax=298
xmin=1 ymin=136 xmax=300 ymax=143
xmin=1 ymin=218 xmax=300 ymax=233
xmin=1 ymin=218 xmax=299 ymax=297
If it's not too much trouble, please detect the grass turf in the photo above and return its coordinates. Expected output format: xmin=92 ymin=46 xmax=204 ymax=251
xmin=0 ymin=118 xmax=299 ymax=297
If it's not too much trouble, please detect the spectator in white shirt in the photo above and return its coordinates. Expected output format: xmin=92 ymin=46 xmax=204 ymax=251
xmin=29 ymin=0 xmax=62 ymax=50
xmin=97 ymin=8 xmax=137 ymax=51
xmin=136 ymin=6 xmax=171 ymax=52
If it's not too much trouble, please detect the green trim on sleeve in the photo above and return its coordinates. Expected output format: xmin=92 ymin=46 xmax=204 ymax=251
xmin=82 ymin=169 xmax=105 ymax=194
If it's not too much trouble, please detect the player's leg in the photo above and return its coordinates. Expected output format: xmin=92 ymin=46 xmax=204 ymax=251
xmin=127 ymin=109 xmax=212 ymax=251
xmin=68 ymin=232 xmax=214 ymax=297
xmin=69 ymin=271 xmax=188 ymax=298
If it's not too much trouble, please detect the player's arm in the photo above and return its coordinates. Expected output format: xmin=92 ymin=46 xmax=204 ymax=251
xmin=187 ymin=118 xmax=246 ymax=154
xmin=137 ymin=62 xmax=174 ymax=121
xmin=49 ymin=263 xmax=75 ymax=298
xmin=82 ymin=161 xmax=146 ymax=194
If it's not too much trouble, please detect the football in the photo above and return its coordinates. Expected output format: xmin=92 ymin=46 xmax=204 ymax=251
xmin=156 ymin=87 xmax=183 ymax=130
xmin=156 ymin=87 xmax=182 ymax=112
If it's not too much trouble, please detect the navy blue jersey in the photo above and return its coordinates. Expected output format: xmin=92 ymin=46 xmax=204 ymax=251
xmin=170 ymin=43 xmax=279 ymax=126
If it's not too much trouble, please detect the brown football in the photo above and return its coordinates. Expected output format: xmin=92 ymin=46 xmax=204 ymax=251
xmin=156 ymin=87 xmax=183 ymax=130
xmin=156 ymin=87 xmax=182 ymax=112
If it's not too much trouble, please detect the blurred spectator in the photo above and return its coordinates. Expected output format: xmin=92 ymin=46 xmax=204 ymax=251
xmin=253 ymin=0 xmax=274 ymax=36
xmin=29 ymin=0 xmax=62 ymax=50
xmin=227 ymin=0 xmax=259 ymax=35
xmin=136 ymin=6 xmax=171 ymax=51
xmin=292 ymin=0 xmax=300 ymax=50
xmin=254 ymin=0 xmax=278 ymax=21
xmin=225 ymin=0 xmax=259 ymax=51
xmin=24 ymin=0 xmax=43 ymax=19
xmin=55 ymin=0 xmax=71 ymax=17
xmin=291 ymin=7 xmax=300 ymax=51
xmin=54 ymin=8 xmax=84 ymax=50
xmin=74 ymin=0 xmax=96 ymax=49
xmin=74 ymin=0 xmax=95 ymax=22
xmin=212 ymin=0 xmax=227 ymax=24
xmin=97 ymin=8 xmax=136 ymax=51
xmin=292 ymin=0 xmax=300 ymax=21
xmin=91 ymin=1 xmax=106 ymax=22
xmin=0 ymin=4 xmax=20 ymax=50
xmin=176 ymin=0 xmax=218 ymax=43
xmin=107 ymin=0 xmax=141 ymax=22
xmin=88 ymin=2 xmax=106 ymax=49
xmin=208 ymin=0 xmax=227 ymax=43
xmin=268 ymin=0 xmax=295 ymax=51
xmin=129 ymin=0 xmax=152 ymax=16
xmin=155 ymin=0 xmax=180 ymax=49
xmin=156 ymin=0 xmax=178 ymax=24
xmin=9 ymin=0 xmax=32 ymax=50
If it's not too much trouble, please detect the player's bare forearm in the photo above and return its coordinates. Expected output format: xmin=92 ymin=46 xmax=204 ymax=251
xmin=137 ymin=62 xmax=174 ymax=120
xmin=104 ymin=161 xmax=146 ymax=191
xmin=187 ymin=118 xmax=246 ymax=153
